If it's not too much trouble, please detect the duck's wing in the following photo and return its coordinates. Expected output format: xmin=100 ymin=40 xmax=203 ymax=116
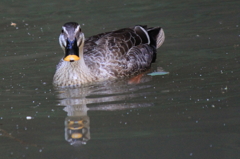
xmin=84 ymin=31 xmax=111 ymax=49
xmin=83 ymin=26 xmax=163 ymax=77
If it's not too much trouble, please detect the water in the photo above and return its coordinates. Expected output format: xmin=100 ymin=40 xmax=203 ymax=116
xmin=0 ymin=0 xmax=240 ymax=158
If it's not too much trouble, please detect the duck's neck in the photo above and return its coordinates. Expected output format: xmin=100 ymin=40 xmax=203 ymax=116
xmin=54 ymin=44 xmax=95 ymax=87
xmin=69 ymin=44 xmax=95 ymax=83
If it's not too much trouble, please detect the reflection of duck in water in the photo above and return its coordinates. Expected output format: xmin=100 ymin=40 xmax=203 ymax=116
xmin=53 ymin=22 xmax=165 ymax=87
xmin=57 ymin=81 xmax=154 ymax=146
xmin=64 ymin=104 xmax=90 ymax=146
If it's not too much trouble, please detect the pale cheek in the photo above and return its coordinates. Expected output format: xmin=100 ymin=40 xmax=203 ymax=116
xmin=60 ymin=40 xmax=67 ymax=49
xmin=60 ymin=42 xmax=66 ymax=49
xmin=59 ymin=35 xmax=67 ymax=48
xmin=77 ymin=40 xmax=81 ymax=46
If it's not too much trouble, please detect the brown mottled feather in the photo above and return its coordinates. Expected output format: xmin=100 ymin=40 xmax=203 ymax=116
xmin=84 ymin=27 xmax=158 ymax=77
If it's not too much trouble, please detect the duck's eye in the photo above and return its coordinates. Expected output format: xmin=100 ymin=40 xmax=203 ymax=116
xmin=61 ymin=29 xmax=64 ymax=33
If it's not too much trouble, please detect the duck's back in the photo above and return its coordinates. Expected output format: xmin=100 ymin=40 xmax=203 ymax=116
xmin=83 ymin=25 xmax=164 ymax=79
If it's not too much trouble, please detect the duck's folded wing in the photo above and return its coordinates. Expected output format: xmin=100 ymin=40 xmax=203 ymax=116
xmin=84 ymin=27 xmax=151 ymax=56
xmin=83 ymin=26 xmax=161 ymax=77
xmin=124 ymin=44 xmax=155 ymax=75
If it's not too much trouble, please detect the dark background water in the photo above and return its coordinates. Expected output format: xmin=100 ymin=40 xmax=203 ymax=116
xmin=0 ymin=0 xmax=239 ymax=158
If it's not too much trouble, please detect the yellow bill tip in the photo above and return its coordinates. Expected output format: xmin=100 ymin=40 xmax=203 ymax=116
xmin=64 ymin=55 xmax=80 ymax=62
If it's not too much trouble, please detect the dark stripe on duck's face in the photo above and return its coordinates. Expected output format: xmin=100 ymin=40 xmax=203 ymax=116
xmin=64 ymin=38 xmax=80 ymax=62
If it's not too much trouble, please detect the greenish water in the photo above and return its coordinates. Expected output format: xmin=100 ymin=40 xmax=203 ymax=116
xmin=0 ymin=0 xmax=240 ymax=158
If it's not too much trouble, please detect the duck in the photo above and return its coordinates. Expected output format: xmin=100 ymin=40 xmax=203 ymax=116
xmin=53 ymin=22 xmax=165 ymax=87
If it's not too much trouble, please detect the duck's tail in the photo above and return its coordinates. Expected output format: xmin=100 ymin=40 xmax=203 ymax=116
xmin=156 ymin=28 xmax=165 ymax=49
xmin=146 ymin=27 xmax=165 ymax=63
xmin=147 ymin=27 xmax=165 ymax=49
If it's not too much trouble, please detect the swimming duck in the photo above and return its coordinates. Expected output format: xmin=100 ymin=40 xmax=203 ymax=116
xmin=53 ymin=22 xmax=165 ymax=87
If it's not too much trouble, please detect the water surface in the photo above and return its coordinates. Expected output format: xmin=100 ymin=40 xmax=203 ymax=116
xmin=0 ymin=0 xmax=240 ymax=158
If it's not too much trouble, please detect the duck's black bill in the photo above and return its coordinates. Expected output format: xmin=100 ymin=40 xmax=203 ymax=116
xmin=64 ymin=38 xmax=80 ymax=62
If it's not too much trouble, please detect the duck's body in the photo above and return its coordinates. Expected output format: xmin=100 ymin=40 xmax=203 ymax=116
xmin=53 ymin=22 xmax=165 ymax=87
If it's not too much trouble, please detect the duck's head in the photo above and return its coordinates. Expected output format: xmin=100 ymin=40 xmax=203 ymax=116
xmin=59 ymin=22 xmax=85 ymax=62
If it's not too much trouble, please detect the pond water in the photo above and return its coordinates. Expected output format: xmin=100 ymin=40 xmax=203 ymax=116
xmin=0 ymin=0 xmax=240 ymax=158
